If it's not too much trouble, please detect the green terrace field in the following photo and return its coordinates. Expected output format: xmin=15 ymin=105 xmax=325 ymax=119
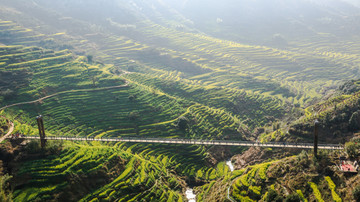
xmin=192 ymin=151 xmax=346 ymax=201
xmin=0 ymin=21 xmax=285 ymax=139
xmin=13 ymin=141 xmax=188 ymax=201
xmin=12 ymin=77 xmax=252 ymax=141
xmin=0 ymin=20 xmax=45 ymax=46
xmin=0 ymin=41 xmax=247 ymax=201
xmin=1 ymin=2 xmax=360 ymax=109
xmin=87 ymin=20 xmax=360 ymax=106
xmin=123 ymin=72 xmax=286 ymax=129
xmin=16 ymin=85 xmax=184 ymax=138
xmin=0 ymin=45 xmax=124 ymax=104
xmin=0 ymin=18 xmax=76 ymax=49
xmin=3 ymin=9 xmax=359 ymax=120
xmin=12 ymin=137 xmax=243 ymax=201
xmin=2 ymin=106 xmax=241 ymax=201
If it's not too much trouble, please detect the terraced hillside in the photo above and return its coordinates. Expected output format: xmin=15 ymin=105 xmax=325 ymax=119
xmin=1 ymin=0 xmax=360 ymax=201
xmin=0 ymin=45 xmax=122 ymax=104
xmin=195 ymin=148 xmax=359 ymax=202
xmin=13 ymin=141 xmax=189 ymax=201
xmin=0 ymin=42 xmax=246 ymax=201
xmin=2 ymin=1 xmax=360 ymax=109
xmin=1 ymin=0 xmax=359 ymax=125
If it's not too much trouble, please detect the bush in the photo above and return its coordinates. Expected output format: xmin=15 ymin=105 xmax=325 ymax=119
xmin=349 ymin=111 xmax=360 ymax=131
xmin=285 ymin=193 xmax=302 ymax=202
xmin=265 ymin=189 xmax=283 ymax=202
xmin=45 ymin=140 xmax=63 ymax=154
xmin=297 ymin=150 xmax=308 ymax=161
xmin=353 ymin=186 xmax=360 ymax=201
xmin=87 ymin=55 xmax=93 ymax=64
xmin=0 ymin=89 xmax=15 ymax=100
xmin=128 ymin=95 xmax=136 ymax=101
xmin=176 ymin=116 xmax=188 ymax=131
xmin=0 ymin=174 xmax=13 ymax=202
xmin=345 ymin=142 xmax=359 ymax=158
xmin=128 ymin=111 xmax=139 ymax=121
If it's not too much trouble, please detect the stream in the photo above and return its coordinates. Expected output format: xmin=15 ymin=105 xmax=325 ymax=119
xmin=226 ymin=160 xmax=236 ymax=202
xmin=185 ymin=188 xmax=196 ymax=202
xmin=185 ymin=160 xmax=234 ymax=202
xmin=226 ymin=160 xmax=234 ymax=172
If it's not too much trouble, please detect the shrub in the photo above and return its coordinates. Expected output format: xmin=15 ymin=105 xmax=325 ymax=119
xmin=176 ymin=116 xmax=188 ymax=131
xmin=87 ymin=55 xmax=93 ymax=64
xmin=0 ymin=174 xmax=13 ymax=202
xmin=285 ymin=193 xmax=302 ymax=202
xmin=128 ymin=111 xmax=139 ymax=121
xmin=353 ymin=186 xmax=360 ymax=201
xmin=45 ymin=140 xmax=63 ymax=155
xmin=265 ymin=189 xmax=282 ymax=202
xmin=349 ymin=111 xmax=360 ymax=131
xmin=297 ymin=150 xmax=308 ymax=161
xmin=128 ymin=95 xmax=136 ymax=101
xmin=0 ymin=89 xmax=15 ymax=100
xmin=345 ymin=142 xmax=359 ymax=158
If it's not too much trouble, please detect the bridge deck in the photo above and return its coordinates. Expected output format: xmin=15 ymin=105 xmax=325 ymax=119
xmin=15 ymin=136 xmax=343 ymax=150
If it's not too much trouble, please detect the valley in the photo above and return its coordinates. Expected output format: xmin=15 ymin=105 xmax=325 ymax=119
xmin=1 ymin=0 xmax=360 ymax=201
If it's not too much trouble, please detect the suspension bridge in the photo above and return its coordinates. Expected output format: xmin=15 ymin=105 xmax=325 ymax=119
xmin=0 ymin=75 xmax=342 ymax=152
xmin=15 ymin=135 xmax=343 ymax=150
xmin=1 ymin=116 xmax=343 ymax=150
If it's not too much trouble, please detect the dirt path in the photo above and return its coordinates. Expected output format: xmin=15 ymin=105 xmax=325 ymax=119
xmin=0 ymin=117 xmax=14 ymax=143
xmin=0 ymin=80 xmax=129 ymax=111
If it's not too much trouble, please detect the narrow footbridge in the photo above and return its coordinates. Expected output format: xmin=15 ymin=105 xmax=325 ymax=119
xmin=18 ymin=136 xmax=343 ymax=150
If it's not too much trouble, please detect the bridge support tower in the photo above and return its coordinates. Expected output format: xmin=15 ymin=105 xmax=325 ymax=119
xmin=36 ymin=115 xmax=46 ymax=149
xmin=314 ymin=119 xmax=319 ymax=158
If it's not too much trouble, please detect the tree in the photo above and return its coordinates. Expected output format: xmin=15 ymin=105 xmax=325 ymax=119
xmin=128 ymin=111 xmax=139 ymax=121
xmin=128 ymin=95 xmax=136 ymax=101
xmin=265 ymin=189 xmax=283 ymax=202
xmin=353 ymin=185 xmax=360 ymax=201
xmin=345 ymin=142 xmax=359 ymax=158
xmin=0 ymin=89 xmax=15 ymax=100
xmin=285 ymin=193 xmax=302 ymax=202
xmin=349 ymin=111 xmax=360 ymax=131
xmin=87 ymin=55 xmax=93 ymax=64
xmin=0 ymin=174 xmax=13 ymax=202
xmin=176 ymin=116 xmax=188 ymax=131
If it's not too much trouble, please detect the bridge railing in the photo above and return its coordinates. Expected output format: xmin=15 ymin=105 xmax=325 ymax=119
xmin=13 ymin=135 xmax=343 ymax=149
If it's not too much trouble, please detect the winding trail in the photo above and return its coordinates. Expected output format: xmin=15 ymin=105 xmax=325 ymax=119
xmin=0 ymin=74 xmax=129 ymax=142
xmin=0 ymin=80 xmax=129 ymax=111
xmin=0 ymin=116 xmax=14 ymax=143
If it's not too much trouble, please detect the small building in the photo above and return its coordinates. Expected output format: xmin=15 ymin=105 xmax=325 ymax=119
xmin=339 ymin=159 xmax=358 ymax=173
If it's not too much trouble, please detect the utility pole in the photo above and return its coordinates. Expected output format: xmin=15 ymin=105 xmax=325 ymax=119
xmin=36 ymin=115 xmax=46 ymax=149
xmin=314 ymin=119 xmax=319 ymax=158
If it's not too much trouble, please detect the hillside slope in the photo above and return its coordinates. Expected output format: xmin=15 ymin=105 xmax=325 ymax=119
xmin=0 ymin=0 xmax=360 ymax=201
